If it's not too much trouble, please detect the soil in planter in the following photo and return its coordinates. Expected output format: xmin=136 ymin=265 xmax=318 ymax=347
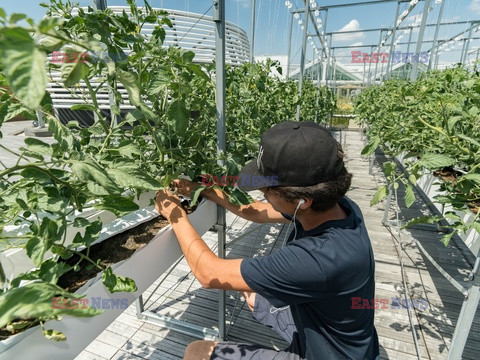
xmin=467 ymin=200 xmax=480 ymax=215
xmin=57 ymin=215 xmax=170 ymax=293
xmin=0 ymin=200 xmax=198 ymax=338
xmin=57 ymin=200 xmax=197 ymax=293
xmin=433 ymin=167 xmax=462 ymax=183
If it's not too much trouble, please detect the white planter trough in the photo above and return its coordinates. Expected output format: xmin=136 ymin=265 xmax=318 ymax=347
xmin=1 ymin=191 xmax=155 ymax=279
xmin=0 ymin=199 xmax=217 ymax=360
xmin=396 ymin=153 xmax=480 ymax=255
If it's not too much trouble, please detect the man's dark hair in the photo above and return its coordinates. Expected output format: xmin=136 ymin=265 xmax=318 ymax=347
xmin=267 ymin=144 xmax=352 ymax=213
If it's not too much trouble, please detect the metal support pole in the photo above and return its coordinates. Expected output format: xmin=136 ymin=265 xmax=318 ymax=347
xmin=296 ymin=2 xmax=309 ymax=122
xmin=94 ymin=0 xmax=107 ymax=9
xmin=362 ymin=58 xmax=366 ymax=86
xmin=428 ymin=0 xmax=445 ymax=70
xmin=367 ymin=45 xmax=373 ymax=86
xmin=326 ymin=35 xmax=332 ymax=87
xmin=314 ymin=59 xmax=321 ymax=122
xmin=410 ymin=0 xmax=432 ymax=81
xmin=405 ymin=27 xmax=413 ymax=78
xmin=321 ymin=9 xmax=329 ymax=85
xmin=447 ymin=256 xmax=480 ymax=360
xmin=250 ymin=0 xmax=256 ymax=63
xmin=213 ymin=0 xmax=226 ymax=340
xmin=386 ymin=1 xmax=401 ymax=75
xmin=286 ymin=12 xmax=294 ymax=78
xmin=462 ymin=25 xmax=475 ymax=64
xmin=373 ymin=30 xmax=383 ymax=84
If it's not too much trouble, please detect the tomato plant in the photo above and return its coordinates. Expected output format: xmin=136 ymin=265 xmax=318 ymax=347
xmin=355 ymin=66 xmax=480 ymax=245
xmin=0 ymin=0 xmax=336 ymax=341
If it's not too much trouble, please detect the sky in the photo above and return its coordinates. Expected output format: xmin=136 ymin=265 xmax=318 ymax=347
xmin=0 ymin=0 xmax=478 ymax=73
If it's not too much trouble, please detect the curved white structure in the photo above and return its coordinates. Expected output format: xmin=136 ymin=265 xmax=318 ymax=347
xmin=45 ymin=7 xmax=250 ymax=122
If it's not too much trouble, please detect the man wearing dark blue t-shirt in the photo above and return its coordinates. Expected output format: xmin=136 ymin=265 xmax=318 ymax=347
xmin=155 ymin=121 xmax=380 ymax=360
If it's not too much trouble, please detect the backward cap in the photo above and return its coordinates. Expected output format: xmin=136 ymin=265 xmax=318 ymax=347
xmin=238 ymin=121 xmax=344 ymax=191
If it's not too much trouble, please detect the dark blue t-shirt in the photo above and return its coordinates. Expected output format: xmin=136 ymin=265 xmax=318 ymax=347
xmin=240 ymin=197 xmax=380 ymax=360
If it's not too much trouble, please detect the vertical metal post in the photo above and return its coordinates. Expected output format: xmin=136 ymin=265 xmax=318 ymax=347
xmin=250 ymin=0 xmax=256 ymax=63
xmin=326 ymin=35 xmax=332 ymax=87
xmin=462 ymin=24 xmax=475 ymax=64
xmin=410 ymin=0 xmax=432 ymax=81
xmin=447 ymin=256 xmax=480 ymax=360
xmin=362 ymin=58 xmax=366 ymax=86
xmin=314 ymin=58 xmax=321 ymax=122
xmin=321 ymin=9 xmax=329 ymax=85
xmin=94 ymin=0 xmax=107 ymax=9
xmin=213 ymin=0 xmax=226 ymax=340
xmin=404 ymin=27 xmax=414 ymax=78
xmin=387 ymin=1 xmax=401 ymax=75
xmin=373 ymin=30 xmax=383 ymax=84
xmin=296 ymin=2 xmax=309 ymax=121
xmin=286 ymin=12 xmax=294 ymax=78
xmin=367 ymin=45 xmax=373 ymax=86
xmin=428 ymin=0 xmax=445 ymax=70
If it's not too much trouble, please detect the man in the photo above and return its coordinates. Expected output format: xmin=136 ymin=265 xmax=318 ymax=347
xmin=155 ymin=121 xmax=380 ymax=360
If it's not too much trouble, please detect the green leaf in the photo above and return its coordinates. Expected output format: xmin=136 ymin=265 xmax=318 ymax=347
xmin=70 ymin=160 xmax=122 ymax=194
xmin=382 ymin=161 xmax=397 ymax=177
xmin=228 ymin=187 xmax=254 ymax=205
xmin=402 ymin=215 xmax=441 ymax=229
xmin=462 ymin=174 xmax=480 ymax=184
xmin=8 ymin=13 xmax=27 ymax=24
xmin=26 ymin=236 xmax=49 ymax=267
xmin=24 ymin=137 xmax=53 ymax=156
xmin=167 ymin=100 xmax=189 ymax=136
xmin=0 ymin=282 xmax=102 ymax=330
xmin=117 ymin=69 xmax=140 ymax=107
xmin=94 ymin=195 xmax=139 ymax=216
xmin=109 ymin=168 xmax=162 ymax=190
xmin=70 ymin=104 xmax=96 ymax=111
xmin=417 ymin=153 xmax=455 ymax=170
xmin=471 ymin=222 xmax=480 ymax=234
xmin=0 ymin=27 xmax=47 ymax=109
xmin=441 ymin=232 xmax=454 ymax=246
xmin=42 ymin=329 xmax=66 ymax=342
xmin=370 ymin=185 xmax=388 ymax=206
xmin=73 ymin=220 xmax=102 ymax=246
xmin=456 ymin=134 xmax=480 ymax=148
xmin=20 ymin=167 xmax=51 ymax=182
xmin=190 ymin=185 xmax=205 ymax=206
xmin=404 ymin=184 xmax=415 ymax=208
xmin=361 ymin=136 xmax=380 ymax=156
xmin=38 ymin=259 xmax=72 ymax=284
xmin=102 ymin=267 xmax=137 ymax=293
xmin=60 ymin=48 xmax=89 ymax=87
xmin=47 ymin=115 xmax=79 ymax=152
xmin=72 ymin=217 xmax=90 ymax=227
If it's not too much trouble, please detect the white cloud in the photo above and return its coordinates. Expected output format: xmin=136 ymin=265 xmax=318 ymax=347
xmin=351 ymin=41 xmax=364 ymax=47
xmin=233 ymin=0 xmax=250 ymax=8
xmin=334 ymin=20 xmax=365 ymax=41
xmin=469 ymin=0 xmax=480 ymax=14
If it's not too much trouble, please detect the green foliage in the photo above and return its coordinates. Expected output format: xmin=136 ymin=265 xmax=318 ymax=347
xmin=356 ymin=66 xmax=480 ymax=246
xmin=0 ymin=0 xmax=336 ymax=340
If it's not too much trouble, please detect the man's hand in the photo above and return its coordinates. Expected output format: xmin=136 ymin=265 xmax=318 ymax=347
xmin=169 ymin=179 xmax=200 ymax=197
xmin=155 ymin=189 xmax=186 ymax=222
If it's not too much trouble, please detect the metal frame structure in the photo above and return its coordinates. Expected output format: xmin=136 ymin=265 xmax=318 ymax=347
xmin=83 ymin=1 xmax=480 ymax=358
xmin=285 ymin=1 xmax=480 ymax=359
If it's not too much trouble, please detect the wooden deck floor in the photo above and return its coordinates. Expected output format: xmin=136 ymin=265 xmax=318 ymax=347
xmin=74 ymin=129 xmax=480 ymax=360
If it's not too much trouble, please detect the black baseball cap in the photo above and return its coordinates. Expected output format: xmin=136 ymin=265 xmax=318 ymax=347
xmin=237 ymin=121 xmax=344 ymax=191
